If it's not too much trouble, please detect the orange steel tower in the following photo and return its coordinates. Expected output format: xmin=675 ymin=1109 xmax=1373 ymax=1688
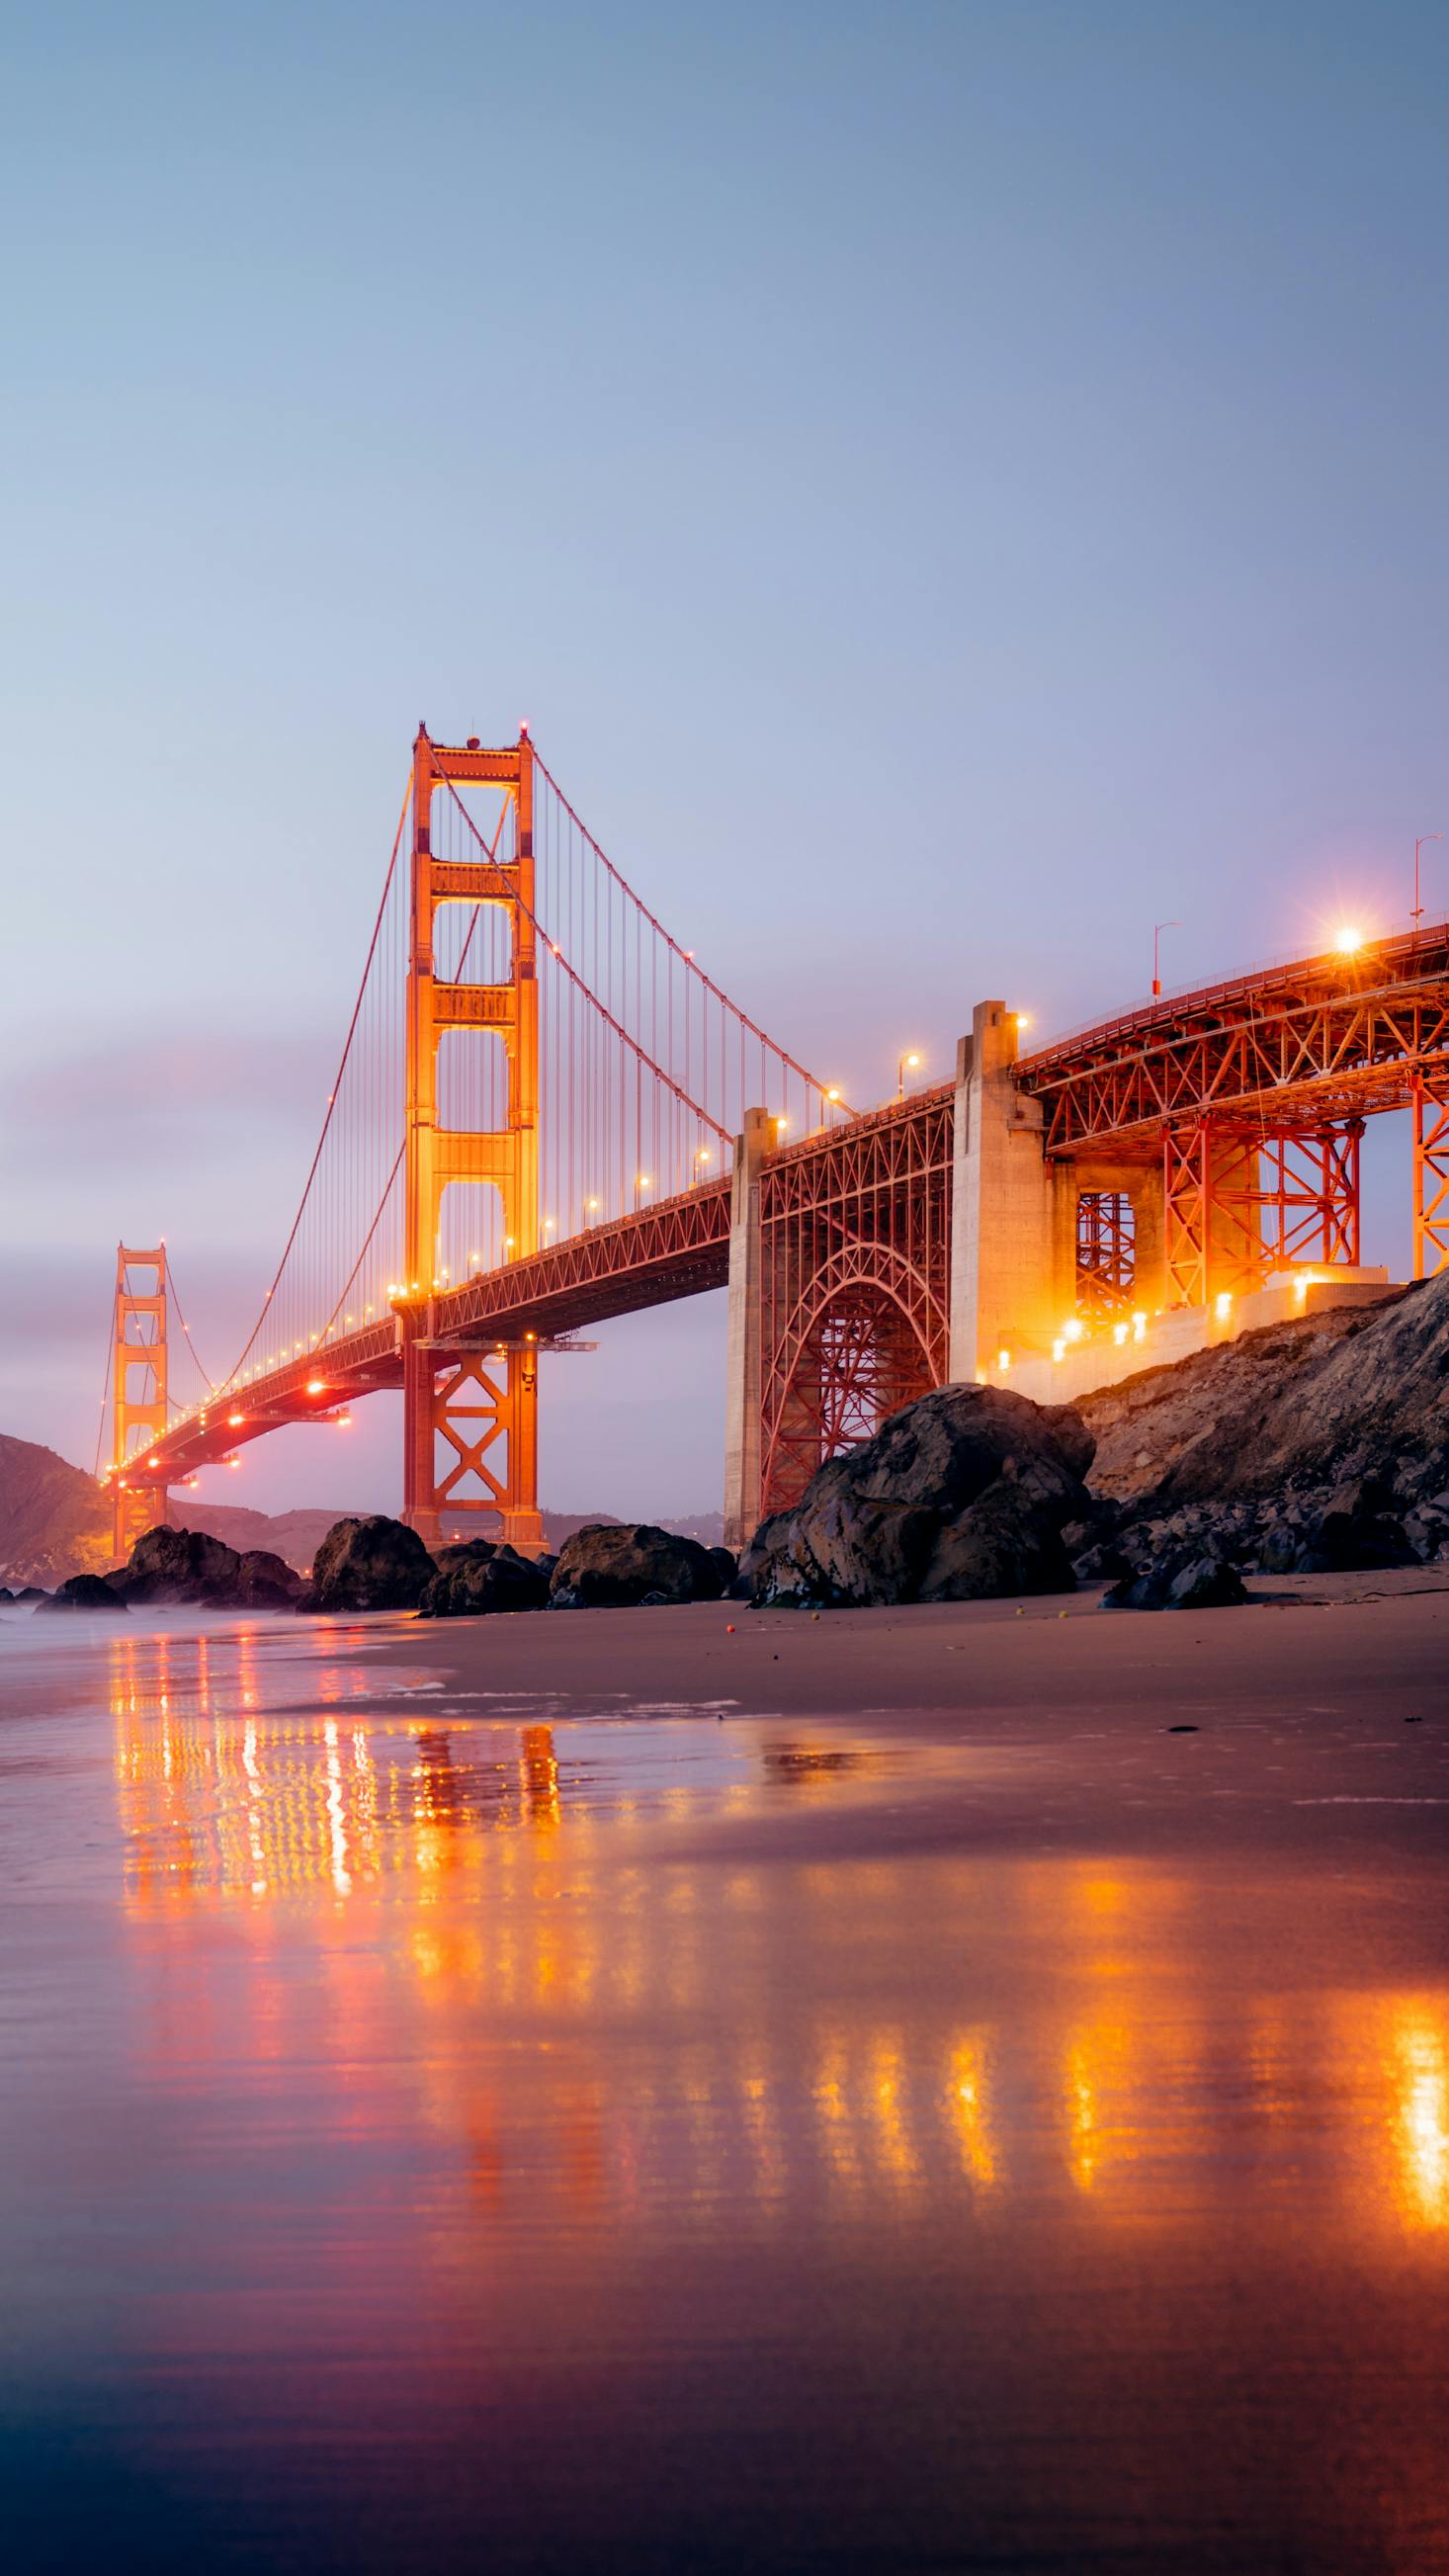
xmin=401 ymin=726 xmax=544 ymax=1550
xmin=111 ymin=1245 xmax=169 ymax=1558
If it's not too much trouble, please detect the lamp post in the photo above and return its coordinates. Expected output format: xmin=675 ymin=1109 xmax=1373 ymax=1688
xmin=1412 ymin=833 xmax=1443 ymax=933
xmin=896 ymin=1050 xmax=921 ymax=1102
xmin=1152 ymin=922 xmax=1180 ymax=998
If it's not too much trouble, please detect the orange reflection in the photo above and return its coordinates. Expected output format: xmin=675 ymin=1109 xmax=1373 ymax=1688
xmin=105 ymin=1635 xmax=1449 ymax=2255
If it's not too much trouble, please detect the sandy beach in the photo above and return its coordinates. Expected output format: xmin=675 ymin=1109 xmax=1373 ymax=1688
xmin=4 ymin=1573 xmax=1448 ymax=2572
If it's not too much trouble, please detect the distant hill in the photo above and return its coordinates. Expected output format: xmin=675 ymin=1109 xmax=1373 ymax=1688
xmin=0 ymin=1433 xmax=114 ymax=1589
xmin=0 ymin=1429 xmax=724 ymax=1585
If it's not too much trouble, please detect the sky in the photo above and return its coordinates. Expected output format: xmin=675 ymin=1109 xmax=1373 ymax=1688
xmin=3 ymin=0 xmax=1447 ymax=1517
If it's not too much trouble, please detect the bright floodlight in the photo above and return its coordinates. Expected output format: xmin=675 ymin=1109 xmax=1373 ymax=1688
xmin=1335 ymin=924 xmax=1363 ymax=954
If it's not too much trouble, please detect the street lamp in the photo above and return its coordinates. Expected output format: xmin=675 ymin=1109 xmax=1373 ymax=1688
xmin=896 ymin=1050 xmax=921 ymax=1101
xmin=1412 ymin=833 xmax=1444 ymax=931
xmin=1152 ymin=922 xmax=1180 ymax=998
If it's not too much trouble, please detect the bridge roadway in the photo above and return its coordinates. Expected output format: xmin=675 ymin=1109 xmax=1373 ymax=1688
xmin=116 ymin=918 xmax=1449 ymax=1512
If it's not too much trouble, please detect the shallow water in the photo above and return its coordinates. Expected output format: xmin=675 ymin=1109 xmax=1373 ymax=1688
xmin=2 ymin=1610 xmax=1448 ymax=2574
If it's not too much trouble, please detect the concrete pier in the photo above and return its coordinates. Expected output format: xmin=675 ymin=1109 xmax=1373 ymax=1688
xmin=723 ymin=1105 xmax=772 ymax=1550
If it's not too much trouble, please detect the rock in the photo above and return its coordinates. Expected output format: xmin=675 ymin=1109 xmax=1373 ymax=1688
xmin=37 ymin=1573 xmax=128 ymax=1614
xmin=1071 ymin=1538 xmax=1133 ymax=1582
xmin=1298 ymin=1480 xmax=1415 ymax=1573
xmin=309 ymin=1515 xmax=436 ymax=1612
xmin=740 ymin=1383 xmax=1093 ymax=1608
xmin=433 ymin=1539 xmax=497 ymax=1573
xmin=236 ymin=1550 xmax=305 ymax=1608
xmin=1103 ymin=1553 xmax=1247 ymax=1611
xmin=707 ymin=1544 xmax=738 ymax=1589
xmin=917 ymin=1482 xmax=1076 ymax=1600
xmin=418 ymin=1544 xmax=550 ymax=1618
xmin=549 ymin=1522 xmax=726 ymax=1609
xmin=1256 ymin=1523 xmax=1302 ymax=1575
xmin=117 ymin=1524 xmax=244 ymax=1605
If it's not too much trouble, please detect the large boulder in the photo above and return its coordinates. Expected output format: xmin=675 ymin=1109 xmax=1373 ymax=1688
xmin=37 ymin=1573 xmax=128 ymax=1614
xmin=308 ymin=1515 xmax=436 ymax=1611
xmin=740 ymin=1383 xmax=1093 ymax=1608
xmin=549 ymin=1523 xmax=726 ymax=1609
xmin=419 ymin=1544 xmax=550 ymax=1618
xmin=117 ymin=1525 xmax=244 ymax=1605
xmin=236 ymin=1549 xmax=305 ymax=1608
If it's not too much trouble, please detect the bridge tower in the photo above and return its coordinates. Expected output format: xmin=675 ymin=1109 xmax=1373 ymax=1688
xmin=401 ymin=727 xmax=544 ymax=1551
xmin=111 ymin=1245 xmax=168 ymax=1559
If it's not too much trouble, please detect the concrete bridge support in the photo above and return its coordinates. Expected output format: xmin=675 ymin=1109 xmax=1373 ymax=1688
xmin=723 ymin=1106 xmax=773 ymax=1550
xmin=947 ymin=1002 xmax=1074 ymax=1378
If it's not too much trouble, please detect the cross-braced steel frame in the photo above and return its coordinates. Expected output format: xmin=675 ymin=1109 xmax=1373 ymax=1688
xmin=1075 ymin=1192 xmax=1135 ymax=1316
xmin=1412 ymin=1073 xmax=1449 ymax=1277
xmin=757 ymin=1096 xmax=952 ymax=1516
xmin=1162 ymin=1117 xmax=1362 ymax=1308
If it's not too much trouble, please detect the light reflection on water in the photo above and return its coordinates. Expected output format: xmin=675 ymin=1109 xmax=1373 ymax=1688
xmin=1 ymin=1613 xmax=1447 ymax=2573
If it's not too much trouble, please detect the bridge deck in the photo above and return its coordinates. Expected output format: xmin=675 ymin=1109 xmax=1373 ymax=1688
xmin=116 ymin=921 xmax=1449 ymax=1504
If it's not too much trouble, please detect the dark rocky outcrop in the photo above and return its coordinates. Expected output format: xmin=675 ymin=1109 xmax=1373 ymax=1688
xmin=1075 ymin=1270 xmax=1449 ymax=1585
xmin=1102 ymin=1554 xmax=1247 ymax=1611
xmin=308 ymin=1515 xmax=436 ymax=1612
xmin=419 ymin=1543 xmax=551 ymax=1618
xmin=116 ymin=1525 xmax=245 ymax=1605
xmin=549 ymin=1522 xmax=727 ymax=1609
xmin=740 ymin=1384 xmax=1094 ymax=1607
xmin=36 ymin=1572 xmax=129 ymax=1614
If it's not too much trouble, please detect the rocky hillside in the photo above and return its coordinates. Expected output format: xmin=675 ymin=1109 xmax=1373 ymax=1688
xmin=1075 ymin=1270 xmax=1449 ymax=1579
xmin=0 ymin=1434 xmax=114 ymax=1589
xmin=1080 ymin=1276 xmax=1447 ymax=1503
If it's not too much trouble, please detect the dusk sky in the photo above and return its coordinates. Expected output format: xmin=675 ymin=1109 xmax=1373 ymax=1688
xmin=4 ymin=0 xmax=1448 ymax=1515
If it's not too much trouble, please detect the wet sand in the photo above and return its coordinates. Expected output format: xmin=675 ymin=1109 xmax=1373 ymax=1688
xmin=2 ymin=1580 xmax=1448 ymax=2574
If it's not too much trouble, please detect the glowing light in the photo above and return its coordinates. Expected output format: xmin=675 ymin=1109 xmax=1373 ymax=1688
xmin=1063 ymin=1317 xmax=1085 ymax=1343
xmin=1052 ymin=1337 xmax=1065 ymax=1363
xmin=695 ymin=1148 xmax=712 ymax=1164
xmin=338 ymin=1413 xmax=352 ymax=1427
xmin=147 ymin=1454 xmax=159 ymax=1467
xmin=586 ymin=1197 xmax=600 ymax=1212
xmin=1214 ymin=1291 xmax=1233 ymax=1320
xmin=996 ymin=1347 xmax=1011 ymax=1372
xmin=306 ymin=1379 xmax=325 ymax=1395
xmin=1014 ymin=1012 xmax=1032 ymax=1029
xmin=1112 ymin=1321 xmax=1129 ymax=1346
xmin=826 ymin=1086 xmax=841 ymax=1103
xmin=1335 ymin=923 xmax=1363 ymax=955
xmin=544 ymin=1217 xmax=556 ymax=1232
xmin=227 ymin=1412 xmax=244 ymax=1427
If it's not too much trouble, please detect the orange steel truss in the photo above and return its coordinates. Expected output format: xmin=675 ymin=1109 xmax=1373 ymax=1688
xmin=1163 ymin=1118 xmax=1362 ymax=1308
xmin=1412 ymin=1073 xmax=1449 ymax=1277
xmin=757 ymin=1095 xmax=952 ymax=1517
xmin=1020 ymin=925 xmax=1449 ymax=1150
xmin=404 ymin=727 xmax=541 ymax=1548
xmin=1075 ymin=1191 xmax=1135 ymax=1316
xmin=111 ymin=1245 xmax=168 ymax=1558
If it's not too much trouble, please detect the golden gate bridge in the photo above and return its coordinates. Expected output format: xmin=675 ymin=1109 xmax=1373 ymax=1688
xmin=100 ymin=727 xmax=1449 ymax=1559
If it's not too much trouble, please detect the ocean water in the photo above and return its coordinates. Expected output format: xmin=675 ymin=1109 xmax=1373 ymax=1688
xmin=1 ymin=1607 xmax=1447 ymax=2574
